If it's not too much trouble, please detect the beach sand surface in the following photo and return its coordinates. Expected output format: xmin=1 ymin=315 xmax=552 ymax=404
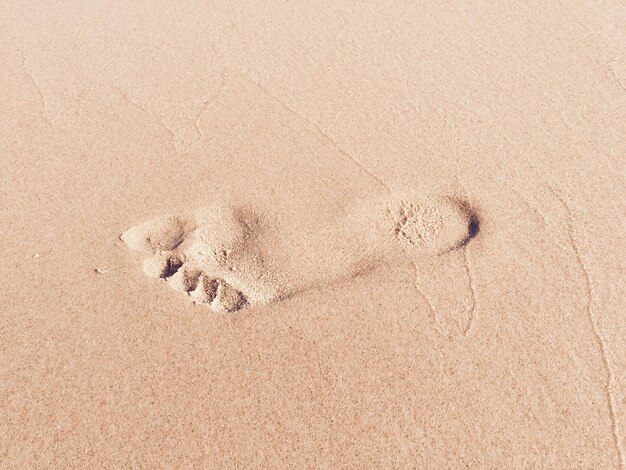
xmin=1 ymin=1 xmax=625 ymax=468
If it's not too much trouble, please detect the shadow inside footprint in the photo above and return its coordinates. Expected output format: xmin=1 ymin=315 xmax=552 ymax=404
xmin=456 ymin=198 xmax=480 ymax=246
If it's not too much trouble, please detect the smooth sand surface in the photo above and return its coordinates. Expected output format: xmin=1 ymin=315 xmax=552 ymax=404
xmin=1 ymin=2 xmax=625 ymax=468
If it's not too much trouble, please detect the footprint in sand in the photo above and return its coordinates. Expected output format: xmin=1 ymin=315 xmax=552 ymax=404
xmin=121 ymin=194 xmax=476 ymax=313
xmin=121 ymin=207 xmax=282 ymax=312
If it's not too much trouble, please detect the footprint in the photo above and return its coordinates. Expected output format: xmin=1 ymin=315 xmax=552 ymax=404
xmin=121 ymin=206 xmax=283 ymax=313
xmin=121 ymin=194 xmax=476 ymax=315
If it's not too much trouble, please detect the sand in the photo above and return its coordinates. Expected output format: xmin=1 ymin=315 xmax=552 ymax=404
xmin=1 ymin=1 xmax=625 ymax=468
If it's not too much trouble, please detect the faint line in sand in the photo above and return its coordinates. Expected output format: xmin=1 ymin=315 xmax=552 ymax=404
xmin=547 ymin=185 xmax=624 ymax=469
xmin=234 ymin=70 xmax=390 ymax=192
xmin=109 ymin=84 xmax=177 ymax=153
xmin=181 ymin=71 xmax=227 ymax=155
xmin=18 ymin=50 xmax=53 ymax=128
xmin=461 ymin=246 xmax=477 ymax=336
xmin=495 ymin=135 xmax=623 ymax=468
